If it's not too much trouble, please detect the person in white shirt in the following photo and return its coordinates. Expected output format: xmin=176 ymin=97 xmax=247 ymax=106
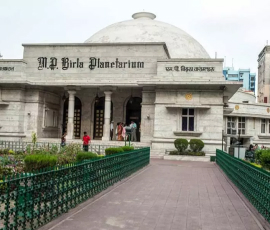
xmin=130 ymin=121 xmax=137 ymax=142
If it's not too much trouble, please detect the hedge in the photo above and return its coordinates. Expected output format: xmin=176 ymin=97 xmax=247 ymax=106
xmin=76 ymin=152 xmax=99 ymax=162
xmin=24 ymin=154 xmax=57 ymax=172
xmin=260 ymin=151 xmax=270 ymax=170
xmin=105 ymin=147 xmax=124 ymax=156
xmin=121 ymin=146 xmax=134 ymax=152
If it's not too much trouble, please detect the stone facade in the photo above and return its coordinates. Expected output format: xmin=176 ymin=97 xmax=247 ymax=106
xmin=1 ymin=12 xmax=270 ymax=157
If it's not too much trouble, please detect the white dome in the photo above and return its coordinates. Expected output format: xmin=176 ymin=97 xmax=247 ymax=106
xmin=85 ymin=12 xmax=210 ymax=59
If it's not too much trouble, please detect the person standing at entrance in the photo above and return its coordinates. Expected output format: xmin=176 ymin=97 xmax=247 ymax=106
xmin=82 ymin=132 xmax=91 ymax=151
xmin=110 ymin=121 xmax=114 ymax=140
xmin=130 ymin=121 xmax=137 ymax=142
xmin=117 ymin=123 xmax=124 ymax=141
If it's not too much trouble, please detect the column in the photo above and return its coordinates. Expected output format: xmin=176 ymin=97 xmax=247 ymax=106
xmin=66 ymin=90 xmax=76 ymax=139
xmin=102 ymin=91 xmax=112 ymax=141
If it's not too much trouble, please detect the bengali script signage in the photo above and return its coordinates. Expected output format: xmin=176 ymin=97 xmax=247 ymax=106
xmin=0 ymin=67 xmax=14 ymax=71
xmin=165 ymin=66 xmax=215 ymax=72
xmin=37 ymin=57 xmax=145 ymax=71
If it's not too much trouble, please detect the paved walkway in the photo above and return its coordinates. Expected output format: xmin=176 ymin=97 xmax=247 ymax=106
xmin=43 ymin=159 xmax=262 ymax=230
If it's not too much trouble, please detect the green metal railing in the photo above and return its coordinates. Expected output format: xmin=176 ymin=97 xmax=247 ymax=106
xmin=216 ymin=149 xmax=270 ymax=222
xmin=0 ymin=141 xmax=146 ymax=155
xmin=0 ymin=147 xmax=150 ymax=230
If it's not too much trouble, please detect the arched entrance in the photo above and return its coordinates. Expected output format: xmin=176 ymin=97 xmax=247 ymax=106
xmin=126 ymin=97 xmax=142 ymax=142
xmin=93 ymin=97 xmax=113 ymax=139
xmin=62 ymin=97 xmax=82 ymax=139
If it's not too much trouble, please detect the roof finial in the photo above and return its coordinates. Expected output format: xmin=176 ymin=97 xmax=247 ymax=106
xmin=132 ymin=12 xmax=156 ymax=20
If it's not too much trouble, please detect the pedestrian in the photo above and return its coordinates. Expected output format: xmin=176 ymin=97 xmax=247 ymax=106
xmin=122 ymin=123 xmax=127 ymax=140
xmin=82 ymin=131 xmax=91 ymax=151
xmin=130 ymin=121 xmax=137 ymax=142
xmin=110 ymin=120 xmax=114 ymax=140
xmin=116 ymin=122 xmax=120 ymax=140
xmin=61 ymin=132 xmax=67 ymax=147
xmin=117 ymin=123 xmax=124 ymax=141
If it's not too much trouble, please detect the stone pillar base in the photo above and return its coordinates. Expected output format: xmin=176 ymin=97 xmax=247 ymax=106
xmin=102 ymin=123 xmax=111 ymax=141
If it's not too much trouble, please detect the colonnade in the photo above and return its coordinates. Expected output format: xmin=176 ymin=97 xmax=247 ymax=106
xmin=66 ymin=90 xmax=112 ymax=140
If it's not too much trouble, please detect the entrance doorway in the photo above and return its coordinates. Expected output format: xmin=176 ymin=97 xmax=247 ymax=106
xmin=63 ymin=97 xmax=82 ymax=139
xmin=126 ymin=97 xmax=142 ymax=142
xmin=93 ymin=97 xmax=113 ymax=139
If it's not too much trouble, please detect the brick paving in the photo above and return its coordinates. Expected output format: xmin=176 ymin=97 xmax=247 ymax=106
xmin=44 ymin=159 xmax=262 ymax=230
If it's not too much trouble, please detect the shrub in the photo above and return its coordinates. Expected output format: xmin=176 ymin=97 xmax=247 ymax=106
xmin=8 ymin=150 xmax=14 ymax=155
xmin=255 ymin=149 xmax=263 ymax=163
xmin=76 ymin=152 xmax=99 ymax=162
xmin=57 ymin=154 xmax=75 ymax=165
xmin=260 ymin=151 xmax=270 ymax=170
xmin=1 ymin=149 xmax=9 ymax=155
xmin=0 ymin=166 xmax=13 ymax=180
xmin=188 ymin=151 xmax=205 ymax=156
xmin=172 ymin=151 xmax=205 ymax=156
xmin=174 ymin=139 xmax=188 ymax=153
xmin=189 ymin=139 xmax=204 ymax=152
xmin=121 ymin=146 xmax=134 ymax=152
xmin=169 ymin=150 xmax=179 ymax=155
xmin=60 ymin=143 xmax=81 ymax=156
xmin=105 ymin=147 xmax=124 ymax=156
xmin=24 ymin=154 xmax=57 ymax=172
xmin=249 ymin=162 xmax=262 ymax=168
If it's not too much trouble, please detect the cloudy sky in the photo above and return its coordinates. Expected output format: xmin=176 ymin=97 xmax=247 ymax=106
xmin=0 ymin=0 xmax=269 ymax=74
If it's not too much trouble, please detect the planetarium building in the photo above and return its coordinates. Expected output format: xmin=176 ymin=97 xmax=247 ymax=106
xmin=0 ymin=12 xmax=269 ymax=156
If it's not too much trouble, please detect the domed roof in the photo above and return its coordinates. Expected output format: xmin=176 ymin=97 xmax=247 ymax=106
xmin=85 ymin=12 xmax=210 ymax=59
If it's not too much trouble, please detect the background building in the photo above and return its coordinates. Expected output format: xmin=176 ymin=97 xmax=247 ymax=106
xmin=223 ymin=67 xmax=256 ymax=93
xmin=258 ymin=46 xmax=270 ymax=103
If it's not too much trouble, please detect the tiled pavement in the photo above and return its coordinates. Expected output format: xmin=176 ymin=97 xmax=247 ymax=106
xmin=44 ymin=159 xmax=262 ymax=230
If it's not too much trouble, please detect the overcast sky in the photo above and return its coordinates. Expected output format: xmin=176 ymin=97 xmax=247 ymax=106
xmin=1 ymin=0 xmax=269 ymax=74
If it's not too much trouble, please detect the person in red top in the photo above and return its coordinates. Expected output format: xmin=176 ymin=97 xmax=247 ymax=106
xmin=82 ymin=131 xmax=91 ymax=152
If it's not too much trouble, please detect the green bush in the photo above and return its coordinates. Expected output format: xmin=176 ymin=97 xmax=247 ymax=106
xmin=24 ymin=154 xmax=57 ymax=172
xmin=255 ymin=149 xmax=263 ymax=163
xmin=105 ymin=147 xmax=124 ymax=156
xmin=188 ymin=151 xmax=205 ymax=156
xmin=121 ymin=146 xmax=134 ymax=152
xmin=169 ymin=150 xmax=179 ymax=155
xmin=260 ymin=151 xmax=270 ymax=170
xmin=0 ymin=166 xmax=13 ymax=180
xmin=189 ymin=139 xmax=204 ymax=152
xmin=76 ymin=152 xmax=99 ymax=162
xmin=57 ymin=154 xmax=75 ymax=165
xmin=174 ymin=139 xmax=188 ymax=153
xmin=174 ymin=151 xmax=205 ymax=156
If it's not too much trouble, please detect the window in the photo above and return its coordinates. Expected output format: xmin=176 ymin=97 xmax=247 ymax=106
xmin=227 ymin=117 xmax=236 ymax=134
xmin=182 ymin=109 xmax=194 ymax=131
xmin=228 ymin=74 xmax=238 ymax=78
xmin=261 ymin=119 xmax=266 ymax=133
xmin=264 ymin=97 xmax=268 ymax=103
xmin=44 ymin=108 xmax=58 ymax=128
xmin=251 ymin=76 xmax=255 ymax=81
xmin=238 ymin=117 xmax=245 ymax=134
